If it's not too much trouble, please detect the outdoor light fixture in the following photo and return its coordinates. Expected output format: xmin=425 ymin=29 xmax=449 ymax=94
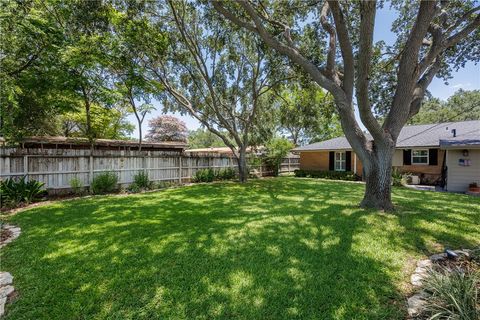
xmin=462 ymin=149 xmax=469 ymax=157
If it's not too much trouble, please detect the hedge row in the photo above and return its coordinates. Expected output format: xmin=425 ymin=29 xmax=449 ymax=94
xmin=294 ymin=169 xmax=360 ymax=181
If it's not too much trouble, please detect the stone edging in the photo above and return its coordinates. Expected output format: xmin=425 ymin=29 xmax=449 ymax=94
xmin=0 ymin=224 xmax=21 ymax=317
xmin=407 ymin=249 xmax=472 ymax=318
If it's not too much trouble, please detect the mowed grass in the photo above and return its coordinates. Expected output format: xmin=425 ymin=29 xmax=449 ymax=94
xmin=1 ymin=178 xmax=479 ymax=320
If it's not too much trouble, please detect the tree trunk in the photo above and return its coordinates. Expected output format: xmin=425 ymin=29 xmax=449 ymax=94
xmin=138 ymin=120 xmax=143 ymax=151
xmin=359 ymin=145 xmax=395 ymax=211
xmin=237 ymin=147 xmax=248 ymax=183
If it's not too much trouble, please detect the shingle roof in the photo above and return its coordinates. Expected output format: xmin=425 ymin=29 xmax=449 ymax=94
xmin=293 ymin=120 xmax=480 ymax=151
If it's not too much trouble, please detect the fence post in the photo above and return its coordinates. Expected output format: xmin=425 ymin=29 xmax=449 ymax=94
xmin=23 ymin=155 xmax=28 ymax=181
xmin=187 ymin=156 xmax=192 ymax=180
xmin=178 ymin=155 xmax=183 ymax=184
xmin=288 ymin=157 xmax=291 ymax=172
xmin=89 ymin=154 xmax=94 ymax=185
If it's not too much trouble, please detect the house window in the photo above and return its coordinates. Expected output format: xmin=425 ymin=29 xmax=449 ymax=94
xmin=412 ymin=149 xmax=429 ymax=165
xmin=335 ymin=151 xmax=346 ymax=171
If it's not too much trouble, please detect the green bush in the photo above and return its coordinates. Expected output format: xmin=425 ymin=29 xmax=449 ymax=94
xmin=132 ymin=171 xmax=152 ymax=189
xmin=91 ymin=172 xmax=119 ymax=194
xmin=421 ymin=266 xmax=479 ymax=320
xmin=265 ymin=137 xmax=294 ymax=176
xmin=0 ymin=176 xmax=45 ymax=208
xmin=192 ymin=168 xmax=215 ymax=183
xmin=215 ymin=168 xmax=236 ymax=180
xmin=391 ymin=169 xmax=403 ymax=187
xmin=294 ymin=169 xmax=359 ymax=181
xmin=69 ymin=177 xmax=84 ymax=195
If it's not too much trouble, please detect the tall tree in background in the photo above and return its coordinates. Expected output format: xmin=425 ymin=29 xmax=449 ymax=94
xmin=409 ymin=89 xmax=480 ymax=124
xmin=145 ymin=115 xmax=188 ymax=142
xmin=140 ymin=0 xmax=288 ymax=182
xmin=0 ymin=1 xmax=78 ymax=141
xmin=214 ymin=0 xmax=480 ymax=210
xmin=60 ymin=104 xmax=134 ymax=139
xmin=275 ymin=82 xmax=342 ymax=145
xmin=108 ymin=4 xmax=165 ymax=149
xmin=187 ymin=128 xmax=227 ymax=149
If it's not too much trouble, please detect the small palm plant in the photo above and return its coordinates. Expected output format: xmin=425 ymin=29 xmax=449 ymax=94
xmin=422 ymin=266 xmax=479 ymax=320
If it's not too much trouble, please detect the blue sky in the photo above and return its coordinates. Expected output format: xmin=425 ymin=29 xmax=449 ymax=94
xmin=128 ymin=5 xmax=480 ymax=137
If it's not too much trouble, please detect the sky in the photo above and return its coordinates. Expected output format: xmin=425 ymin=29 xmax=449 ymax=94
xmin=127 ymin=4 xmax=480 ymax=138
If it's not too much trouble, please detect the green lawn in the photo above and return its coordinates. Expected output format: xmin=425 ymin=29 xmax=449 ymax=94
xmin=1 ymin=178 xmax=479 ymax=319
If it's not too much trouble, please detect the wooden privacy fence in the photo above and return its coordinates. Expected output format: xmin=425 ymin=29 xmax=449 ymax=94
xmin=0 ymin=147 xmax=299 ymax=192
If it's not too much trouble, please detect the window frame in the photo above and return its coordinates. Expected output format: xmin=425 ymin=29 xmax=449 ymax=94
xmin=411 ymin=149 xmax=429 ymax=165
xmin=334 ymin=151 xmax=346 ymax=171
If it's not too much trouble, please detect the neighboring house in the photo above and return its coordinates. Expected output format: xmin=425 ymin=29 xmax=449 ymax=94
xmin=292 ymin=120 xmax=480 ymax=192
xmin=185 ymin=146 xmax=265 ymax=156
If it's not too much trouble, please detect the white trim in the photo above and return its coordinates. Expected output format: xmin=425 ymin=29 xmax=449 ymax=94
xmin=411 ymin=149 xmax=429 ymax=165
xmin=334 ymin=151 xmax=346 ymax=171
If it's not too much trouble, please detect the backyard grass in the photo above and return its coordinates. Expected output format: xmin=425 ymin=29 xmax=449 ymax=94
xmin=1 ymin=177 xmax=479 ymax=319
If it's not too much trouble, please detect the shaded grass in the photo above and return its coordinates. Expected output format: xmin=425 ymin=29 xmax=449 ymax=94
xmin=1 ymin=178 xmax=479 ymax=319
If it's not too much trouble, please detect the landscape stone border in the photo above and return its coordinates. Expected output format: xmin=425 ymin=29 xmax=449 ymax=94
xmin=0 ymin=224 xmax=21 ymax=317
xmin=406 ymin=249 xmax=472 ymax=318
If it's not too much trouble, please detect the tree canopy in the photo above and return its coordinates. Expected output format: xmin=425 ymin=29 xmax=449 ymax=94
xmin=409 ymin=89 xmax=480 ymax=124
xmin=145 ymin=115 xmax=188 ymax=142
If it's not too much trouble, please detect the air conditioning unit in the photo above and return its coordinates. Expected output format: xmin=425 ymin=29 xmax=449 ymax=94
xmin=410 ymin=175 xmax=420 ymax=185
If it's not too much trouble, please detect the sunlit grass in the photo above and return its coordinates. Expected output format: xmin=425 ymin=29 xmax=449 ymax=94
xmin=1 ymin=178 xmax=479 ymax=319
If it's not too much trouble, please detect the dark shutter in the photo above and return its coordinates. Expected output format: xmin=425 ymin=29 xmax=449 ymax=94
xmin=403 ymin=149 xmax=412 ymax=165
xmin=345 ymin=151 xmax=352 ymax=171
xmin=329 ymin=151 xmax=335 ymax=171
xmin=429 ymin=149 xmax=438 ymax=166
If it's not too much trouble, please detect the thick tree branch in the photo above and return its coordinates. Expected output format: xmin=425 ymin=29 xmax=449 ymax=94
xmin=385 ymin=0 xmax=437 ymax=138
xmin=356 ymin=1 xmax=383 ymax=140
xmin=409 ymin=58 xmax=442 ymax=118
xmin=328 ymin=1 xmax=354 ymax=102
xmin=319 ymin=1 xmax=336 ymax=77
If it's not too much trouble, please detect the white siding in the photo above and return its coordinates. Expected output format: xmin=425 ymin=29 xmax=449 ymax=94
xmin=446 ymin=149 xmax=480 ymax=192
xmin=392 ymin=149 xmax=404 ymax=166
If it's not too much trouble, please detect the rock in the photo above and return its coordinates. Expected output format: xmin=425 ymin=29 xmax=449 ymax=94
xmin=430 ymin=253 xmax=446 ymax=262
xmin=0 ymin=297 xmax=6 ymax=317
xmin=411 ymin=273 xmax=426 ymax=287
xmin=407 ymin=292 xmax=427 ymax=316
xmin=454 ymin=249 xmax=471 ymax=258
xmin=0 ymin=285 xmax=14 ymax=299
xmin=417 ymin=259 xmax=432 ymax=268
xmin=414 ymin=266 xmax=429 ymax=276
xmin=0 ymin=273 xmax=13 ymax=287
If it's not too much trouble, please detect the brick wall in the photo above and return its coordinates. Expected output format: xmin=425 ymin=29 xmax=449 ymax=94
xmin=300 ymin=151 xmax=363 ymax=176
xmin=300 ymin=149 xmax=443 ymax=183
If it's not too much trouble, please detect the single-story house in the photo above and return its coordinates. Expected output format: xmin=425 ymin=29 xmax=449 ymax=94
xmin=292 ymin=120 xmax=480 ymax=193
xmin=185 ymin=146 xmax=265 ymax=156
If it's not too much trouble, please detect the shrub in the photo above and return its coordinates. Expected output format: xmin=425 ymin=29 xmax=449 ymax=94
xmin=69 ymin=177 xmax=84 ymax=195
xmin=133 ymin=171 xmax=152 ymax=189
xmin=91 ymin=172 xmax=119 ymax=194
xmin=192 ymin=168 xmax=215 ymax=183
xmin=264 ymin=138 xmax=294 ymax=176
xmin=391 ymin=169 xmax=404 ymax=187
xmin=294 ymin=169 xmax=359 ymax=181
xmin=0 ymin=176 xmax=45 ymax=208
xmin=215 ymin=168 xmax=236 ymax=180
xmin=421 ymin=266 xmax=479 ymax=320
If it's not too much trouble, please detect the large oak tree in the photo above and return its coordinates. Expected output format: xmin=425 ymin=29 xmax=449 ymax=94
xmin=213 ymin=0 xmax=480 ymax=210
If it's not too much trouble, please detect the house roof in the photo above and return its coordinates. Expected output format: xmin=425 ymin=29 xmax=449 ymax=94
xmin=185 ymin=146 xmax=265 ymax=155
xmin=0 ymin=136 xmax=187 ymax=150
xmin=293 ymin=120 xmax=480 ymax=152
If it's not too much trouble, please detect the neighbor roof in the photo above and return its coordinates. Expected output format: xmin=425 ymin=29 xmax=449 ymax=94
xmin=293 ymin=120 xmax=480 ymax=152
xmin=0 ymin=136 xmax=187 ymax=150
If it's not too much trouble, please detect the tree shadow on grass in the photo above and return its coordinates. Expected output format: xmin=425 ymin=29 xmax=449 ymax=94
xmin=1 ymin=178 xmax=478 ymax=319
